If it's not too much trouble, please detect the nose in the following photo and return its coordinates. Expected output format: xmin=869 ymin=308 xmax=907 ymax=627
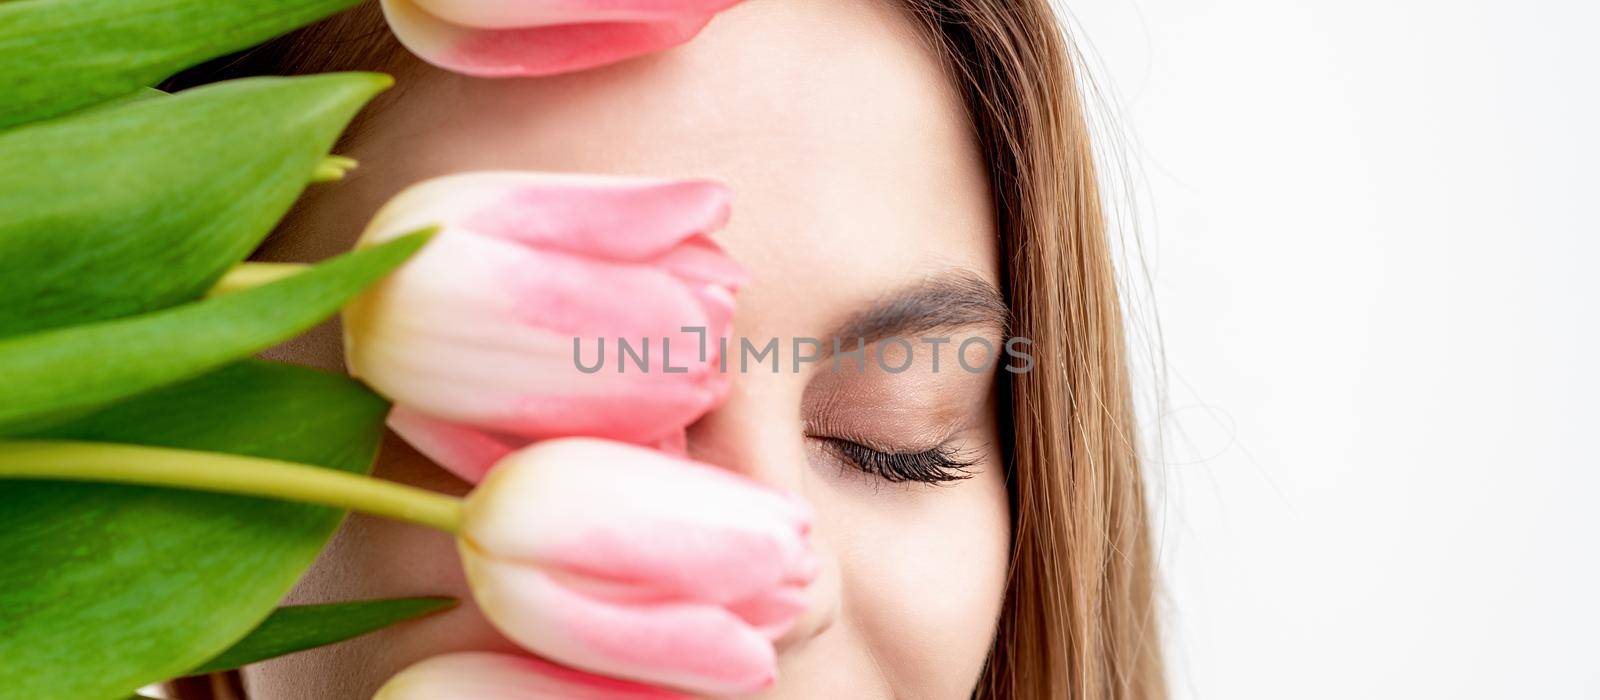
xmin=685 ymin=370 xmax=841 ymax=648
xmin=772 ymin=531 xmax=841 ymax=650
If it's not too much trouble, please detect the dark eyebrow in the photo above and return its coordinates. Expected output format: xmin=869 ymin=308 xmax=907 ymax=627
xmin=826 ymin=271 xmax=1010 ymax=351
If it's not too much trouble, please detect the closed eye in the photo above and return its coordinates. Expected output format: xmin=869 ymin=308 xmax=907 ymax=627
xmin=814 ymin=437 xmax=976 ymax=485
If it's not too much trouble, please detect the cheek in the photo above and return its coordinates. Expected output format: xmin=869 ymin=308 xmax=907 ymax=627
xmin=824 ymin=466 xmax=1010 ymax=695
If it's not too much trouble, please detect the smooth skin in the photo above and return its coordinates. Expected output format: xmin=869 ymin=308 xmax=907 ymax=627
xmin=249 ymin=0 xmax=1011 ymax=697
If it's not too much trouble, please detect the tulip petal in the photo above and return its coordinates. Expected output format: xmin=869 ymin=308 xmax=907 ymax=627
xmin=651 ymin=234 xmax=751 ymax=289
xmin=499 ymin=247 xmax=713 ymax=339
xmin=462 ymin=552 xmax=777 ymax=695
xmin=364 ymin=172 xmax=734 ymax=264
xmin=383 ymin=0 xmax=728 ymax=78
xmin=651 ymin=429 xmax=689 ymax=456
xmin=726 ymin=584 xmax=812 ymax=640
xmin=410 ymin=0 xmax=742 ymax=28
xmin=466 ymin=439 xmax=817 ymax=604
xmin=344 ymin=172 xmax=745 ymax=465
xmin=348 ymin=228 xmax=729 ymax=445
xmin=376 ymin=651 xmax=686 ymax=700
xmin=387 ymin=406 xmax=526 ymax=483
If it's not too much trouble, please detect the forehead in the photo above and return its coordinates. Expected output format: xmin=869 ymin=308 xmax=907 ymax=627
xmin=377 ymin=0 xmax=997 ymax=337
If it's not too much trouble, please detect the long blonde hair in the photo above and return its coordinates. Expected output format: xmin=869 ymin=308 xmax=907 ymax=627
xmin=168 ymin=2 xmax=1164 ymax=697
xmin=898 ymin=2 xmax=1165 ymax=697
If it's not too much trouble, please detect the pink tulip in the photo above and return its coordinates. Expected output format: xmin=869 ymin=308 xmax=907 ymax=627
xmin=343 ymin=172 xmax=744 ymax=482
xmin=380 ymin=0 xmax=745 ymax=77
xmin=376 ymin=652 xmax=689 ymax=699
xmin=458 ymin=438 xmax=817 ymax=695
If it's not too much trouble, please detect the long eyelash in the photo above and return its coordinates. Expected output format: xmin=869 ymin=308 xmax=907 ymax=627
xmin=820 ymin=438 xmax=977 ymax=484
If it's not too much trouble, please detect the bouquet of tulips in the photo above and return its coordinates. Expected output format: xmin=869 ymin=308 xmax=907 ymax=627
xmin=0 ymin=0 xmax=811 ymax=698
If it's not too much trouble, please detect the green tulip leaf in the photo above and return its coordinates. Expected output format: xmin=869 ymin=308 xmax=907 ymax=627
xmin=0 ymin=73 xmax=390 ymax=338
xmin=190 ymin=597 xmax=458 ymax=675
xmin=78 ymin=87 xmax=169 ymax=116
xmin=0 ymin=230 xmax=431 ymax=436
xmin=0 ymin=360 xmax=390 ymax=699
xmin=0 ymin=0 xmax=363 ymax=128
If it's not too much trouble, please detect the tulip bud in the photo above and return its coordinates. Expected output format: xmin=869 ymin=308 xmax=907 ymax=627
xmin=458 ymin=438 xmax=817 ymax=695
xmin=380 ymin=0 xmax=745 ymax=78
xmin=343 ymin=172 xmax=745 ymax=482
xmin=376 ymin=651 xmax=688 ymax=699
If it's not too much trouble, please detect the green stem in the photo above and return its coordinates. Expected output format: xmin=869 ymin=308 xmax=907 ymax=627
xmin=206 ymin=262 xmax=310 ymax=297
xmin=0 ymin=441 xmax=463 ymax=534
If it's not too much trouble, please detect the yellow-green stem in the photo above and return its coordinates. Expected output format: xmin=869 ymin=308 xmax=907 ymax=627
xmin=0 ymin=441 xmax=463 ymax=533
xmin=311 ymin=154 xmax=359 ymax=182
xmin=206 ymin=262 xmax=310 ymax=297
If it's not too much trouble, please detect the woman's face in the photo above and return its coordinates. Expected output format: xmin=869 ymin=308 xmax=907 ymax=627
xmin=249 ymin=1 xmax=1010 ymax=697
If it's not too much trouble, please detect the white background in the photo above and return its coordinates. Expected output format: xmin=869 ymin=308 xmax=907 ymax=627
xmin=1063 ymin=1 xmax=1600 ymax=697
